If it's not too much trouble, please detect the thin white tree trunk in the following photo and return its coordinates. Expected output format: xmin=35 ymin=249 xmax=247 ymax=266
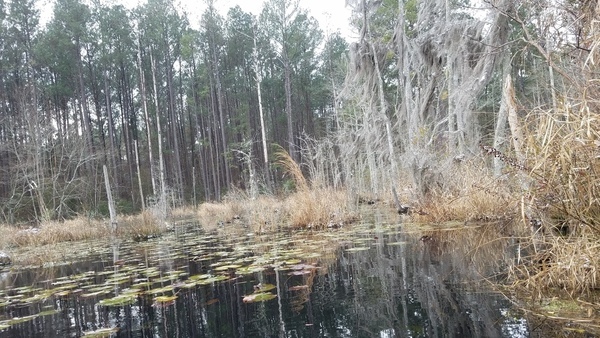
xmin=134 ymin=140 xmax=145 ymax=210
xmin=253 ymin=32 xmax=269 ymax=171
xmin=103 ymin=165 xmax=117 ymax=232
xmin=284 ymin=57 xmax=295 ymax=162
xmin=150 ymin=51 xmax=167 ymax=219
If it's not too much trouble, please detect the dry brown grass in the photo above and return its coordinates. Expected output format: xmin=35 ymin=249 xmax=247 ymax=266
xmin=191 ymin=147 xmax=359 ymax=232
xmin=197 ymin=201 xmax=243 ymax=230
xmin=412 ymin=161 xmax=519 ymax=224
xmin=239 ymin=195 xmax=286 ymax=232
xmin=523 ymin=105 xmax=600 ymax=231
xmin=195 ymin=187 xmax=356 ymax=233
xmin=510 ymin=231 xmax=600 ymax=297
xmin=193 ymin=189 xmax=288 ymax=233
xmin=274 ymin=147 xmax=357 ymax=229
xmin=119 ymin=210 xmax=164 ymax=237
xmin=0 ymin=210 xmax=165 ymax=250
xmin=286 ymin=188 xmax=356 ymax=229
xmin=190 ymin=148 xmax=359 ymax=232
xmin=274 ymin=145 xmax=308 ymax=192
xmin=504 ymin=96 xmax=600 ymax=296
xmin=1 ymin=219 xmax=110 ymax=248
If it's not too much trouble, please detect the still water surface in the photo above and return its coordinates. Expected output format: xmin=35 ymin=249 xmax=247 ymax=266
xmin=0 ymin=217 xmax=534 ymax=337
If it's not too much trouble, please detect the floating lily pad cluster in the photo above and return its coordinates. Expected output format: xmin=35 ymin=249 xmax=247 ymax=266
xmin=0 ymin=221 xmax=405 ymax=331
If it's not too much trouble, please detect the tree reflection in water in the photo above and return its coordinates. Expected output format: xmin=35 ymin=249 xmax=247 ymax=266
xmin=0 ymin=221 xmax=533 ymax=338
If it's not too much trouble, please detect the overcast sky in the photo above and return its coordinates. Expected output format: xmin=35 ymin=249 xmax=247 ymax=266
xmin=38 ymin=0 xmax=355 ymax=38
xmin=186 ymin=0 xmax=354 ymax=37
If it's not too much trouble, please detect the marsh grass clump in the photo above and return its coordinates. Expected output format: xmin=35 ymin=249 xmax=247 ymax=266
xmin=197 ymin=202 xmax=241 ymax=230
xmin=504 ymin=95 xmax=600 ymax=295
xmin=241 ymin=196 xmax=286 ymax=233
xmin=286 ymin=188 xmax=355 ymax=229
xmin=196 ymin=188 xmax=355 ymax=232
xmin=5 ymin=219 xmax=110 ymax=247
xmin=120 ymin=210 xmax=164 ymax=238
xmin=411 ymin=161 xmax=518 ymax=224
xmin=510 ymin=232 xmax=600 ymax=296
xmin=523 ymin=106 xmax=600 ymax=233
xmin=275 ymin=148 xmax=357 ymax=229
xmin=198 ymin=148 xmax=357 ymax=233
xmin=0 ymin=209 xmax=169 ymax=250
xmin=169 ymin=206 xmax=201 ymax=220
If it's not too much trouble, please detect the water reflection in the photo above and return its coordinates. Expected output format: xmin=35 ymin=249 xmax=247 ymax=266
xmin=0 ymin=220 xmax=533 ymax=337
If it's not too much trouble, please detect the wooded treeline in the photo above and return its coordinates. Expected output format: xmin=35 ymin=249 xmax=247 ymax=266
xmin=0 ymin=0 xmax=347 ymax=222
xmin=2 ymin=0 xmax=598 ymax=224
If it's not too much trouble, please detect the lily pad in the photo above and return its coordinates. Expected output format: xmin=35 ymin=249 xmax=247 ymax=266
xmin=235 ymin=266 xmax=265 ymax=275
xmin=20 ymin=293 xmax=50 ymax=303
xmin=242 ymin=292 xmax=277 ymax=303
xmin=130 ymin=281 xmax=152 ymax=290
xmin=387 ymin=242 xmax=407 ymax=246
xmin=38 ymin=309 xmax=60 ymax=317
xmin=288 ymin=270 xmax=313 ymax=276
xmin=14 ymin=286 xmax=38 ymax=294
xmin=284 ymin=259 xmax=302 ymax=265
xmin=82 ymin=327 xmax=119 ymax=337
xmin=290 ymin=264 xmax=317 ymax=270
xmin=177 ymin=282 xmax=198 ymax=289
xmin=188 ymin=274 xmax=211 ymax=281
xmin=214 ymin=264 xmax=242 ymax=271
xmin=54 ymin=290 xmax=73 ymax=297
xmin=146 ymin=285 xmax=175 ymax=295
xmin=253 ymin=283 xmax=276 ymax=292
xmin=6 ymin=314 xmax=39 ymax=325
xmin=81 ymin=289 xmax=111 ymax=298
xmin=141 ymin=268 xmax=161 ymax=278
xmin=153 ymin=295 xmax=178 ymax=306
xmin=152 ymin=275 xmax=179 ymax=284
xmin=345 ymin=247 xmax=370 ymax=252
xmin=98 ymin=294 xmax=137 ymax=307
xmin=197 ymin=275 xmax=229 ymax=285
xmin=51 ymin=279 xmax=76 ymax=286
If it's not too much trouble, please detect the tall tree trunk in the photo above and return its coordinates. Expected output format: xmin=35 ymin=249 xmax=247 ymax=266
xmin=119 ymin=62 xmax=137 ymax=207
xmin=134 ymin=140 xmax=145 ymax=210
xmin=283 ymin=55 xmax=295 ymax=162
xmin=253 ymin=31 xmax=270 ymax=182
xmin=77 ymin=40 xmax=94 ymax=157
xmin=177 ymin=55 xmax=190 ymax=193
xmin=209 ymin=30 xmax=231 ymax=190
xmin=137 ymin=41 xmax=157 ymax=195
xmin=150 ymin=51 xmax=167 ymax=217
xmin=103 ymin=165 xmax=117 ymax=232
xmin=104 ymin=71 xmax=118 ymax=187
xmin=165 ymin=48 xmax=183 ymax=201
xmin=190 ymin=51 xmax=211 ymax=201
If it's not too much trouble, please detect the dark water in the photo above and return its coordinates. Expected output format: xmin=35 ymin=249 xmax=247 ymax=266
xmin=0 ymin=219 xmax=534 ymax=337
